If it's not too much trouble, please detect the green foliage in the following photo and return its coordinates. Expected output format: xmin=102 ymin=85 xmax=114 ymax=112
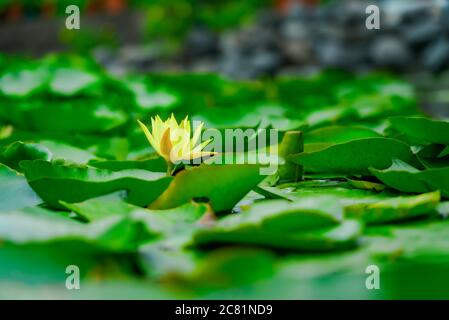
xmin=150 ymin=164 xmax=265 ymax=212
xmin=291 ymin=138 xmax=414 ymax=175
xmin=21 ymin=160 xmax=172 ymax=209
xmin=2 ymin=54 xmax=449 ymax=299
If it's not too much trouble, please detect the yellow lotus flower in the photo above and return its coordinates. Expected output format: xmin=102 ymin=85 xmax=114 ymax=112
xmin=138 ymin=114 xmax=216 ymax=167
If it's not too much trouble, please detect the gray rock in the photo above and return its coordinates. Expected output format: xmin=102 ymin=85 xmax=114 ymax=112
xmin=220 ymin=31 xmax=240 ymax=55
xmin=220 ymin=54 xmax=257 ymax=80
xmin=237 ymin=26 xmax=279 ymax=52
xmin=119 ymin=45 xmax=158 ymax=67
xmin=281 ymin=40 xmax=313 ymax=65
xmin=285 ymin=3 xmax=308 ymax=21
xmin=280 ymin=20 xmax=309 ymax=41
xmin=189 ymin=58 xmax=219 ymax=73
xmin=279 ymin=65 xmax=322 ymax=78
xmin=382 ymin=0 xmax=432 ymax=27
xmin=256 ymin=9 xmax=282 ymax=29
xmin=423 ymin=38 xmax=449 ymax=71
xmin=332 ymin=1 xmax=367 ymax=27
xmin=184 ymin=26 xmax=218 ymax=58
xmin=251 ymin=50 xmax=282 ymax=75
xmin=316 ymin=41 xmax=364 ymax=69
xmin=403 ymin=22 xmax=442 ymax=46
xmin=92 ymin=46 xmax=115 ymax=66
xmin=439 ymin=3 xmax=449 ymax=31
xmin=400 ymin=1 xmax=434 ymax=25
xmin=370 ymin=36 xmax=412 ymax=68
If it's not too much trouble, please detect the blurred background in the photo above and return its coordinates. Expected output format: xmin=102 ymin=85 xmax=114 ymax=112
xmin=1 ymin=0 xmax=449 ymax=75
xmin=1 ymin=0 xmax=449 ymax=117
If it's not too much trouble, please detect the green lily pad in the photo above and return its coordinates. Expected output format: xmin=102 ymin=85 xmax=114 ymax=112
xmin=62 ymin=192 xmax=208 ymax=225
xmin=171 ymin=248 xmax=276 ymax=291
xmin=38 ymin=140 xmax=98 ymax=163
xmin=193 ymin=197 xmax=361 ymax=251
xmin=125 ymin=79 xmax=180 ymax=111
xmin=0 ymin=206 xmax=158 ymax=251
xmin=21 ymin=160 xmax=172 ymax=209
xmin=345 ymin=191 xmax=440 ymax=224
xmin=88 ymin=157 xmax=166 ymax=173
xmin=0 ymin=141 xmax=52 ymax=171
xmin=0 ymin=65 xmax=48 ymax=98
xmin=256 ymin=180 xmax=395 ymax=206
xmin=416 ymin=144 xmax=449 ymax=169
xmin=370 ymin=159 xmax=449 ymax=197
xmin=149 ymin=164 xmax=265 ymax=212
xmin=389 ymin=116 xmax=449 ymax=145
xmin=225 ymin=198 xmax=344 ymax=231
xmin=0 ymin=164 xmax=41 ymax=212
xmin=347 ymin=179 xmax=386 ymax=192
xmin=437 ymin=202 xmax=449 ymax=218
xmin=194 ymin=218 xmax=362 ymax=251
xmin=49 ymin=68 xmax=100 ymax=96
xmin=25 ymin=99 xmax=127 ymax=133
xmin=304 ymin=125 xmax=381 ymax=145
xmin=290 ymin=138 xmax=413 ymax=175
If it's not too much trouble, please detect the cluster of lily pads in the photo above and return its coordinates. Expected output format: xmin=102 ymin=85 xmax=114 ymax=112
xmin=1 ymin=54 xmax=448 ymax=299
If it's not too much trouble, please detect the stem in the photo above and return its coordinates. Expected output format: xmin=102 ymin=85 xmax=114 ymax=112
xmin=278 ymin=131 xmax=304 ymax=183
xmin=166 ymin=161 xmax=175 ymax=176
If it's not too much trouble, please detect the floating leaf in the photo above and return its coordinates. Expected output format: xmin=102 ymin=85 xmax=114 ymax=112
xmin=62 ymin=192 xmax=207 ymax=225
xmin=89 ymin=157 xmax=166 ymax=172
xmin=0 ymin=65 xmax=48 ymax=98
xmin=0 ymin=206 xmax=157 ymax=251
xmin=49 ymin=68 xmax=100 ymax=96
xmin=173 ymin=249 xmax=276 ymax=291
xmin=0 ymin=164 xmax=41 ymax=211
xmin=304 ymin=126 xmax=381 ymax=145
xmin=193 ymin=197 xmax=362 ymax=251
xmin=347 ymin=179 xmax=386 ymax=192
xmin=389 ymin=116 xmax=449 ymax=145
xmin=125 ymin=79 xmax=179 ymax=111
xmin=416 ymin=144 xmax=449 ymax=169
xmin=150 ymin=164 xmax=265 ymax=212
xmin=21 ymin=160 xmax=172 ymax=209
xmin=371 ymin=159 xmax=449 ymax=197
xmin=256 ymin=180 xmax=395 ymax=206
xmin=37 ymin=140 xmax=98 ymax=163
xmin=0 ymin=141 xmax=51 ymax=171
xmin=194 ymin=219 xmax=362 ymax=251
xmin=437 ymin=202 xmax=449 ymax=218
xmin=290 ymin=138 xmax=413 ymax=175
xmin=25 ymin=100 xmax=127 ymax=133
xmin=345 ymin=191 xmax=440 ymax=224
